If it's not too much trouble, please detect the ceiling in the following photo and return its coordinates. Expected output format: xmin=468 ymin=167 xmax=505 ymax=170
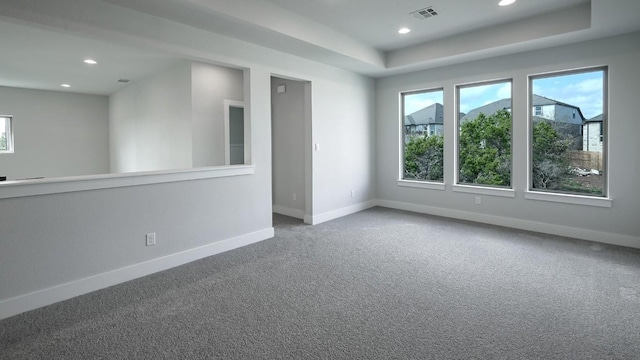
xmin=1 ymin=0 xmax=640 ymax=95
xmin=0 ymin=20 xmax=179 ymax=95
xmin=261 ymin=0 xmax=589 ymax=51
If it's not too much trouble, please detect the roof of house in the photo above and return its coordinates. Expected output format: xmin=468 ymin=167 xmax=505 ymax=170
xmin=584 ymin=114 xmax=603 ymax=123
xmin=459 ymin=95 xmax=586 ymax=123
xmin=405 ymin=103 xmax=443 ymax=126
xmin=459 ymin=98 xmax=511 ymax=123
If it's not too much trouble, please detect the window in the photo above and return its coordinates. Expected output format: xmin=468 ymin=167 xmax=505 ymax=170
xmin=534 ymin=106 xmax=542 ymax=116
xmin=0 ymin=116 xmax=13 ymax=153
xmin=599 ymin=122 xmax=603 ymax=142
xmin=401 ymin=88 xmax=444 ymax=182
xmin=530 ymin=67 xmax=606 ymax=197
xmin=224 ymin=100 xmax=246 ymax=165
xmin=457 ymin=80 xmax=512 ymax=187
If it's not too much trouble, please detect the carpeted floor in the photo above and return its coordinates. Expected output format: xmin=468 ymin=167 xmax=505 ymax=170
xmin=1 ymin=207 xmax=639 ymax=359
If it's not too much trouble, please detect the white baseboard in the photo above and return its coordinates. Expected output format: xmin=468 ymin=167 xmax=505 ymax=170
xmin=377 ymin=199 xmax=640 ymax=249
xmin=305 ymin=200 xmax=378 ymax=225
xmin=0 ymin=228 xmax=274 ymax=320
xmin=272 ymin=205 xmax=305 ymax=219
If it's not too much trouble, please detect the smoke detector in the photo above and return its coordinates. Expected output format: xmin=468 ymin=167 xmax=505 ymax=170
xmin=411 ymin=6 xmax=439 ymax=20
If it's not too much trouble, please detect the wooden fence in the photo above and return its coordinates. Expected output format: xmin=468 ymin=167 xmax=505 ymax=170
xmin=567 ymin=150 xmax=603 ymax=171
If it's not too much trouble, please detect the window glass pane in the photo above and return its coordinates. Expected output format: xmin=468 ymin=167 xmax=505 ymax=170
xmin=402 ymin=89 xmax=444 ymax=182
xmin=531 ymin=69 xmax=605 ymax=197
xmin=0 ymin=117 xmax=9 ymax=152
xmin=458 ymin=81 xmax=512 ymax=187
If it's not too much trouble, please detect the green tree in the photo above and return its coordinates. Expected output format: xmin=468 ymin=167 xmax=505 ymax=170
xmin=404 ymin=134 xmax=444 ymax=181
xmin=459 ymin=110 xmax=511 ymax=186
xmin=531 ymin=120 xmax=573 ymax=190
xmin=0 ymin=132 xmax=6 ymax=151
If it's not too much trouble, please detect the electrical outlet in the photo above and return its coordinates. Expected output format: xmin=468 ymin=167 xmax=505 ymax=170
xmin=475 ymin=196 xmax=481 ymax=205
xmin=292 ymin=193 xmax=297 ymax=201
xmin=146 ymin=232 xmax=156 ymax=246
xmin=351 ymin=190 xmax=355 ymax=198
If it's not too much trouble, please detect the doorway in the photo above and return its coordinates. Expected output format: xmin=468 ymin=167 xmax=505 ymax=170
xmin=270 ymin=76 xmax=312 ymax=223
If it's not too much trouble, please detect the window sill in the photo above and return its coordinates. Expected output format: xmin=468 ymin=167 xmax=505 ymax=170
xmin=525 ymin=190 xmax=612 ymax=208
xmin=452 ymin=184 xmax=516 ymax=198
xmin=397 ymin=180 xmax=445 ymax=191
xmin=0 ymin=165 xmax=255 ymax=199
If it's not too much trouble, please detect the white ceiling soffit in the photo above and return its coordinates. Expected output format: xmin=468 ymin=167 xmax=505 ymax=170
xmin=98 ymin=0 xmax=640 ymax=76
xmin=1 ymin=0 xmax=640 ymax=78
xmin=101 ymin=0 xmax=386 ymax=72
xmin=387 ymin=2 xmax=592 ymax=73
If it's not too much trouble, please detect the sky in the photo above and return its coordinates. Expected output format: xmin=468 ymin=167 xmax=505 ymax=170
xmin=404 ymin=70 xmax=604 ymax=120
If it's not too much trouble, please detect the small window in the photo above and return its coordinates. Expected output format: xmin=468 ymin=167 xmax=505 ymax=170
xmin=224 ymin=100 xmax=246 ymax=165
xmin=0 ymin=116 xmax=13 ymax=153
xmin=599 ymin=123 xmax=603 ymax=142
xmin=401 ymin=88 xmax=444 ymax=182
xmin=534 ymin=106 xmax=542 ymax=116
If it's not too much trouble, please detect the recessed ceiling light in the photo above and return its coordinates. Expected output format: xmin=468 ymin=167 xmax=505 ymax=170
xmin=398 ymin=28 xmax=411 ymax=34
xmin=61 ymin=84 xmax=71 ymax=88
xmin=83 ymin=59 xmax=98 ymax=65
xmin=498 ymin=0 xmax=516 ymax=6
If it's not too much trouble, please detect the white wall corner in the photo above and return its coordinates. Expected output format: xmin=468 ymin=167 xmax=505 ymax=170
xmin=307 ymin=200 xmax=378 ymax=225
xmin=272 ymin=205 xmax=305 ymax=219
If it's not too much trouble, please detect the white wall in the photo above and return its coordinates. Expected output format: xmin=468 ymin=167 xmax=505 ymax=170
xmin=311 ymin=75 xmax=377 ymax=222
xmin=110 ymin=61 xmax=244 ymax=172
xmin=271 ymin=77 xmax=306 ymax=218
xmin=0 ymin=86 xmax=109 ymax=180
xmin=0 ymin=1 xmax=377 ymax=319
xmin=191 ymin=62 xmax=244 ymax=167
xmin=110 ymin=61 xmax=193 ymax=173
xmin=376 ymin=32 xmax=640 ymax=247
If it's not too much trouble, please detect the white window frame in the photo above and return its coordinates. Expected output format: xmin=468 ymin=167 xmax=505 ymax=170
xmin=398 ymin=87 xmax=446 ymax=189
xmin=0 ymin=115 xmax=14 ymax=154
xmin=525 ymin=66 xmax=611 ymax=207
xmin=223 ymin=100 xmax=248 ymax=166
xmin=454 ymin=79 xmax=514 ymax=195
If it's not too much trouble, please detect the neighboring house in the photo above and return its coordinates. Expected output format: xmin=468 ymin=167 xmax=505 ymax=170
xmin=530 ymin=95 xmax=585 ymax=125
xmin=404 ymin=103 xmax=444 ymax=140
xmin=583 ymin=114 xmax=604 ymax=152
xmin=460 ymin=95 xmax=585 ymax=124
xmin=459 ymin=95 xmax=585 ymax=150
xmin=459 ymin=98 xmax=513 ymax=123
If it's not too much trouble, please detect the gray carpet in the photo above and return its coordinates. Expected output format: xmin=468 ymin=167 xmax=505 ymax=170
xmin=1 ymin=207 xmax=639 ymax=359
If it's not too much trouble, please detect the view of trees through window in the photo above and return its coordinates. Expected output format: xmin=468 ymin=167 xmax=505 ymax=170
xmin=457 ymin=81 xmax=512 ymax=187
xmin=402 ymin=89 xmax=444 ymax=182
xmin=400 ymin=68 xmax=607 ymax=199
xmin=531 ymin=69 xmax=605 ymax=197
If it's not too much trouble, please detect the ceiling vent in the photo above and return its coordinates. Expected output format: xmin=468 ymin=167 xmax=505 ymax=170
xmin=411 ymin=6 xmax=439 ymax=20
